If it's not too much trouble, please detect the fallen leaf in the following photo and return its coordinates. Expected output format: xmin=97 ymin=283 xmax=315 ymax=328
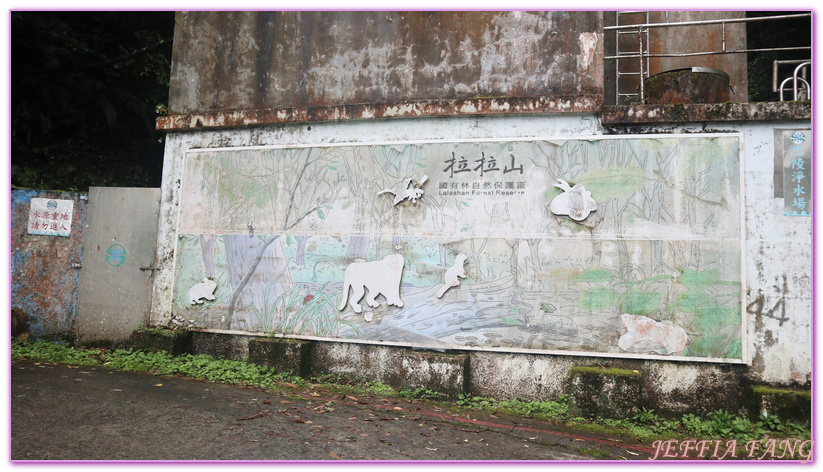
xmin=111 ymin=389 xmax=122 ymax=392
xmin=346 ymin=395 xmax=358 ymax=401
xmin=348 ymin=417 xmax=357 ymax=420
xmin=626 ymin=450 xmax=640 ymax=456
xmin=309 ymin=392 xmax=321 ymax=397
xmin=262 ymin=399 xmax=271 ymax=405
xmin=329 ymin=452 xmax=342 ymax=459
xmin=280 ymin=400 xmax=293 ymax=404
xmin=285 ymin=383 xmax=299 ymax=388
xmin=154 ymin=384 xmax=163 ymax=387
xmin=426 ymin=447 xmax=438 ymax=451
xmin=395 ymin=449 xmax=407 ymax=456
xmin=237 ymin=410 xmax=269 ymax=421
xmin=293 ymin=418 xmax=305 ymax=424
xmin=393 ymin=407 xmax=403 ymax=410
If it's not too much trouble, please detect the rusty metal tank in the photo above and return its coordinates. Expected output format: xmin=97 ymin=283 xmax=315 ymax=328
xmin=644 ymin=67 xmax=732 ymax=104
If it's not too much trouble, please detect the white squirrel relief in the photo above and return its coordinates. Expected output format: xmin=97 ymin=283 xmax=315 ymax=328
xmin=378 ymin=175 xmax=428 ymax=205
xmin=436 ymin=254 xmax=467 ymax=298
xmin=550 ymin=179 xmax=597 ymax=221
xmin=188 ymin=277 xmax=217 ymax=305
xmin=338 ymin=254 xmax=405 ymax=313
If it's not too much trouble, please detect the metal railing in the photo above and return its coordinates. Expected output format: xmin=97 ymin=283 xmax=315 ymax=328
xmin=605 ymin=12 xmax=812 ymax=104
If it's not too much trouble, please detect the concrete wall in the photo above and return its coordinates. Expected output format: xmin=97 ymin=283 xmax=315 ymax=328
xmin=151 ymin=11 xmax=811 ymax=404
xmin=151 ymin=113 xmax=811 ymax=392
xmin=168 ymin=11 xmax=603 ymax=115
xmin=11 ymin=189 xmax=87 ymax=339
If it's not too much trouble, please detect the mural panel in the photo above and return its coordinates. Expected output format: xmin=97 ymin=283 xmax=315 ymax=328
xmin=173 ymin=135 xmax=744 ymax=362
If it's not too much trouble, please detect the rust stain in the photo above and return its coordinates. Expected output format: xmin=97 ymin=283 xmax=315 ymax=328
xmin=157 ymin=95 xmax=603 ymax=131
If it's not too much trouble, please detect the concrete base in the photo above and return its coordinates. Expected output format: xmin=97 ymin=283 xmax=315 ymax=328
xmin=129 ymin=329 xmax=193 ymax=356
xmin=569 ymin=367 xmax=642 ymax=419
xmin=748 ymin=386 xmax=812 ymax=425
xmin=121 ymin=331 xmax=810 ymax=422
xmin=248 ymin=338 xmax=311 ymax=377
xmin=191 ymin=332 xmax=253 ymax=359
xmin=401 ymin=350 xmax=468 ymax=399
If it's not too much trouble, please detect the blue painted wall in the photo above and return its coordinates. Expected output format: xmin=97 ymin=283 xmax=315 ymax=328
xmin=11 ymin=189 xmax=87 ymax=339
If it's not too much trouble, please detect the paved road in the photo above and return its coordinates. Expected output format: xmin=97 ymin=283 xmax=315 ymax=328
xmin=11 ymin=360 xmax=654 ymax=461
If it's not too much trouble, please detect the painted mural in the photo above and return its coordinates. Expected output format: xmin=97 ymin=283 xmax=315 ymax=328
xmin=173 ymin=135 xmax=744 ymax=362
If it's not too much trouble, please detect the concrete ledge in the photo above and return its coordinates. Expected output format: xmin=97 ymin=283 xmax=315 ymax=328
xmin=642 ymin=363 xmax=748 ymax=417
xmin=569 ymin=367 xmax=642 ymax=419
xmin=602 ymin=101 xmax=810 ymax=125
xmin=129 ymin=329 xmax=193 ymax=356
xmin=401 ymin=350 xmax=469 ymax=399
xmin=248 ymin=338 xmax=311 ymax=377
xmin=748 ymin=386 xmax=811 ymax=425
xmin=310 ymin=341 xmax=405 ymax=387
xmin=191 ymin=332 xmax=253 ymax=359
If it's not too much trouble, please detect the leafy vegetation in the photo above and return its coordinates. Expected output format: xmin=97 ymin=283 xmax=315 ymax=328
xmin=12 ymin=339 xmax=809 ymax=444
xmin=11 ymin=12 xmax=174 ymax=191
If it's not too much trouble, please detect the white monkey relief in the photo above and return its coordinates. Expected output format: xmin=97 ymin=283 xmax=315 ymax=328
xmin=338 ymin=254 xmax=405 ymax=313
xmin=550 ymin=179 xmax=597 ymax=221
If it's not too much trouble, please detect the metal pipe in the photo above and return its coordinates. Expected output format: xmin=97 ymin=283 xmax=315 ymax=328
xmin=773 ymin=59 xmax=810 ymax=92
xmin=638 ymin=25 xmax=645 ymax=102
xmin=604 ymin=12 xmax=810 ymax=31
xmin=793 ymin=62 xmax=812 ymax=101
xmin=605 ymin=46 xmax=811 ymax=60
xmin=780 ymin=76 xmax=810 ymax=101
xmin=722 ymin=22 xmax=726 ymax=52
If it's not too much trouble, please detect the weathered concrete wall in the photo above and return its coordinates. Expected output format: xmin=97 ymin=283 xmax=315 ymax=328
xmin=605 ymin=120 xmax=811 ymax=388
xmin=150 ymin=114 xmax=600 ymax=328
xmin=151 ymin=10 xmax=810 ymax=405
xmin=11 ymin=189 xmax=87 ymax=339
xmin=152 ymin=113 xmax=811 ymax=396
xmin=167 ymin=11 xmax=603 ymax=117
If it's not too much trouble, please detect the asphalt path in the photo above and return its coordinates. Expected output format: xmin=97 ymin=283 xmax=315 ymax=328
xmin=10 ymin=359 xmax=654 ymax=462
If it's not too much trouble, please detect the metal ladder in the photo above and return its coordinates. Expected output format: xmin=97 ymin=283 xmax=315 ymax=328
xmin=615 ymin=11 xmax=650 ymax=104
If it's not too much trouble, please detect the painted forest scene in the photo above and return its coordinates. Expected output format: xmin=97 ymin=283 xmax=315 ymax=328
xmin=173 ymin=136 xmax=744 ymax=362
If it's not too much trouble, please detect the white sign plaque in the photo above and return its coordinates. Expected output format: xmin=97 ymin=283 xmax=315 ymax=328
xmin=27 ymin=198 xmax=74 ymax=237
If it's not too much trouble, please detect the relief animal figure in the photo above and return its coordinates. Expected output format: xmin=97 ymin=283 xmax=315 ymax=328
xmin=189 ymin=277 xmax=217 ymax=305
xmin=338 ymin=254 xmax=405 ymax=313
xmin=378 ymin=175 xmax=428 ymax=205
xmin=436 ymin=253 xmax=467 ymax=298
xmin=550 ymin=179 xmax=597 ymax=221
xmin=618 ymin=314 xmax=688 ymax=355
